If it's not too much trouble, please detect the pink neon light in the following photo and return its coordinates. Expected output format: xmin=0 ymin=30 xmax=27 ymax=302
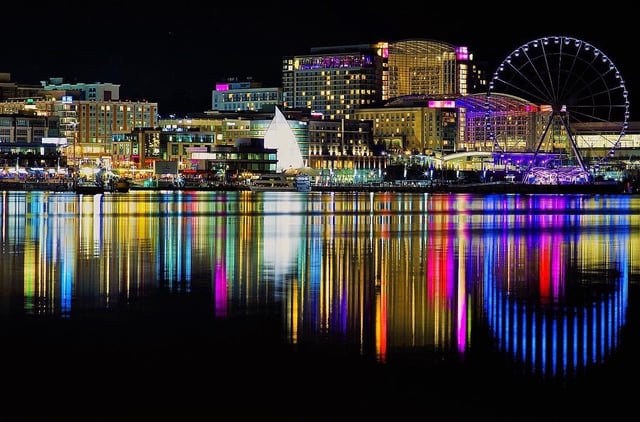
xmin=456 ymin=46 xmax=469 ymax=60
xmin=429 ymin=100 xmax=456 ymax=108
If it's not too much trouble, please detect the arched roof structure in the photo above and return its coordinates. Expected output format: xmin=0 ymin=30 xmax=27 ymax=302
xmin=455 ymin=92 xmax=539 ymax=113
xmin=382 ymin=92 xmax=538 ymax=112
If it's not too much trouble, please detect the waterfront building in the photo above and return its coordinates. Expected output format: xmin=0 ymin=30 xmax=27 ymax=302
xmin=0 ymin=111 xmax=65 ymax=171
xmin=281 ymin=39 xmax=486 ymax=122
xmin=307 ymin=118 xmax=384 ymax=181
xmin=112 ymin=125 xmax=278 ymax=183
xmin=282 ymin=43 xmax=387 ymax=120
xmin=157 ymin=109 xmax=312 ymax=171
xmin=111 ymin=128 xmax=162 ymax=176
xmin=40 ymin=77 xmax=120 ymax=101
xmin=0 ymin=73 xmax=42 ymax=102
xmin=113 ymin=109 xmax=309 ymax=181
xmin=191 ymin=138 xmax=278 ymax=181
xmin=72 ymin=99 xmax=157 ymax=166
xmin=387 ymin=39 xmax=486 ymax=98
xmin=0 ymin=78 xmax=157 ymax=171
xmin=212 ymin=77 xmax=282 ymax=112
xmin=154 ymin=115 xmax=256 ymax=174
xmin=355 ymin=95 xmax=458 ymax=156
xmin=160 ymin=114 xmax=252 ymax=142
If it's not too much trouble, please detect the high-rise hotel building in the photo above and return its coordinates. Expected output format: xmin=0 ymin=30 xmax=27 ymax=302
xmin=282 ymin=43 xmax=386 ymax=120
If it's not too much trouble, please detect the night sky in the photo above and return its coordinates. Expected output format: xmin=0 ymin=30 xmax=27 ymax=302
xmin=3 ymin=2 xmax=636 ymax=118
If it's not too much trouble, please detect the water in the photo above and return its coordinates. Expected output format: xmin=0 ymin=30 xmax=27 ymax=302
xmin=1 ymin=190 xmax=638 ymax=420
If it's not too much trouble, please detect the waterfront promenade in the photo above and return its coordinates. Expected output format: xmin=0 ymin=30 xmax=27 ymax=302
xmin=0 ymin=178 xmax=74 ymax=192
xmin=1 ymin=179 xmax=629 ymax=195
xmin=310 ymin=181 xmax=629 ymax=194
xmin=3 ymin=163 xmax=638 ymax=195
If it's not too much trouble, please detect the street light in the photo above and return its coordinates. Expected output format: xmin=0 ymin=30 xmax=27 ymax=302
xmin=69 ymin=121 xmax=78 ymax=176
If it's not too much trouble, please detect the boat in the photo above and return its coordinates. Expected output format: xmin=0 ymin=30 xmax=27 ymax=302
xmin=249 ymin=173 xmax=311 ymax=192
xmin=114 ymin=179 xmax=130 ymax=192
xmin=75 ymin=180 xmax=105 ymax=194
xmin=104 ymin=178 xmax=131 ymax=192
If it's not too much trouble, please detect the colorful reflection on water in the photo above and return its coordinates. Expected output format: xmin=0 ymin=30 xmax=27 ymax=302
xmin=1 ymin=190 xmax=638 ymax=382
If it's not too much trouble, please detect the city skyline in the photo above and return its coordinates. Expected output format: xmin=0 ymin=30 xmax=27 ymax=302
xmin=3 ymin=3 xmax=635 ymax=118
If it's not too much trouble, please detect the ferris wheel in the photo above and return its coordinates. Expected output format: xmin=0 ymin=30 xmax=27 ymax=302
xmin=486 ymin=36 xmax=629 ymax=184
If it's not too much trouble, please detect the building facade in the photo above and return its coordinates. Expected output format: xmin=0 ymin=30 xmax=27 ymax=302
xmin=157 ymin=110 xmax=313 ymax=172
xmin=307 ymin=118 xmax=379 ymax=170
xmin=282 ymin=43 xmax=387 ymax=120
xmin=0 ymin=73 xmax=42 ymax=102
xmin=70 ymin=100 xmax=157 ymax=167
xmin=355 ymin=95 xmax=458 ymax=156
xmin=0 ymin=79 xmax=157 ymax=171
xmin=40 ymin=77 xmax=120 ymax=101
xmin=281 ymin=39 xmax=487 ymax=122
xmin=0 ymin=112 xmax=64 ymax=171
xmin=387 ymin=39 xmax=486 ymax=98
xmin=212 ymin=78 xmax=282 ymax=112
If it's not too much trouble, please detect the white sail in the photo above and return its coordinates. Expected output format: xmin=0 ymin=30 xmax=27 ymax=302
xmin=263 ymin=106 xmax=304 ymax=172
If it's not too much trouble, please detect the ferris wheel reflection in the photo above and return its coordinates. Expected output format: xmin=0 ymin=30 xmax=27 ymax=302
xmin=480 ymin=219 xmax=629 ymax=380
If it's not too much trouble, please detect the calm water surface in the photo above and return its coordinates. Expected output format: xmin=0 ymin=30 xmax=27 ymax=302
xmin=1 ymin=190 xmax=638 ymax=420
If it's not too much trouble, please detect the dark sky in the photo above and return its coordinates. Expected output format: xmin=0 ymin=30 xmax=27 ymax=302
xmin=3 ymin=2 xmax=636 ymax=118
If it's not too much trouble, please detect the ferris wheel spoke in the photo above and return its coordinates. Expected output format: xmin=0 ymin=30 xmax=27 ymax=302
xmin=521 ymin=48 xmax=558 ymax=101
xmin=502 ymin=52 xmax=555 ymax=102
xmin=562 ymin=54 xmax=602 ymax=100
xmin=569 ymin=101 xmax=618 ymax=117
xmin=493 ymin=77 xmax=551 ymax=106
xmin=571 ymin=84 xmax=611 ymax=107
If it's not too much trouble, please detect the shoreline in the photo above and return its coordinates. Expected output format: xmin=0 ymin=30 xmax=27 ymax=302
xmin=311 ymin=181 xmax=629 ymax=194
xmin=0 ymin=180 xmax=630 ymax=195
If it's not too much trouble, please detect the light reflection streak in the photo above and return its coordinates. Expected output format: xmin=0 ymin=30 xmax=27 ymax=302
xmin=214 ymin=215 xmax=228 ymax=318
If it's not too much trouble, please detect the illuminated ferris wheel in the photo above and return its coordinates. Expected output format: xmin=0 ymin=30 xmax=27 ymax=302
xmin=486 ymin=36 xmax=629 ymax=184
